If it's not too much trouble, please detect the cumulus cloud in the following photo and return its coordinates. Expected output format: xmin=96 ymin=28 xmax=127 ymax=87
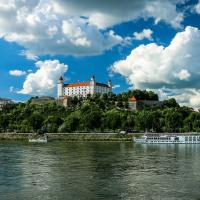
xmin=18 ymin=60 xmax=68 ymax=95
xmin=112 ymin=84 xmax=120 ymax=89
xmin=158 ymin=88 xmax=200 ymax=109
xmin=0 ymin=0 xmax=123 ymax=56
xmin=19 ymin=50 xmax=39 ymax=61
xmin=9 ymin=70 xmax=27 ymax=76
xmin=174 ymin=69 xmax=191 ymax=80
xmin=111 ymin=26 xmax=200 ymax=108
xmin=9 ymin=86 xmax=14 ymax=93
xmin=195 ymin=0 xmax=200 ymax=14
xmin=0 ymin=0 xmax=16 ymax=11
xmin=133 ymin=29 xmax=153 ymax=41
xmin=0 ymin=0 xmax=184 ymax=56
xmin=53 ymin=0 xmax=184 ymax=29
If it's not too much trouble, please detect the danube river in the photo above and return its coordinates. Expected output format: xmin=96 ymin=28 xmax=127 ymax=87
xmin=0 ymin=141 xmax=200 ymax=200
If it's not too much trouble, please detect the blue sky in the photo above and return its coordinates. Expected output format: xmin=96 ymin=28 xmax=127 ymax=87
xmin=0 ymin=0 xmax=200 ymax=107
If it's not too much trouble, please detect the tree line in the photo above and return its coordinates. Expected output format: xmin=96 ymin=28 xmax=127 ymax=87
xmin=0 ymin=90 xmax=199 ymax=133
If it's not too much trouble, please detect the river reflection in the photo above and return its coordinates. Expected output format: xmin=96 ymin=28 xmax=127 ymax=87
xmin=0 ymin=141 xmax=200 ymax=200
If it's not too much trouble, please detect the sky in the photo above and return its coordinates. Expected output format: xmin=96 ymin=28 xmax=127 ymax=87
xmin=0 ymin=0 xmax=200 ymax=108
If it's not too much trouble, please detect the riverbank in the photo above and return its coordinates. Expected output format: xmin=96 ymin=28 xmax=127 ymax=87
xmin=1 ymin=132 xmax=197 ymax=142
xmin=0 ymin=133 xmax=134 ymax=141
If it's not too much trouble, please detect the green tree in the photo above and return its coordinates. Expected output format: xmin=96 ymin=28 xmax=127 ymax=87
xmin=29 ymin=113 xmax=44 ymax=132
xmin=184 ymin=112 xmax=200 ymax=132
xmin=44 ymin=116 xmax=63 ymax=133
xmin=165 ymin=109 xmax=183 ymax=132
xmin=121 ymin=113 xmax=135 ymax=131
xmin=0 ymin=114 xmax=9 ymax=132
xmin=80 ymin=110 xmax=102 ymax=131
xmin=64 ymin=112 xmax=80 ymax=132
xmin=163 ymin=98 xmax=180 ymax=108
xmin=135 ymin=110 xmax=153 ymax=132
xmin=103 ymin=109 xmax=121 ymax=132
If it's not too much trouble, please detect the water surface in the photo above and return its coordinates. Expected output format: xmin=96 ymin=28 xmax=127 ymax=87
xmin=0 ymin=141 xmax=200 ymax=200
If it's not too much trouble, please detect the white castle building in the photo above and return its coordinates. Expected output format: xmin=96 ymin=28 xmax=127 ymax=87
xmin=57 ymin=75 xmax=112 ymax=98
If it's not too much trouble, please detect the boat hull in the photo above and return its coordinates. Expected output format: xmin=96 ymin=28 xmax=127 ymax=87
xmin=134 ymin=135 xmax=200 ymax=144
xmin=29 ymin=139 xmax=47 ymax=143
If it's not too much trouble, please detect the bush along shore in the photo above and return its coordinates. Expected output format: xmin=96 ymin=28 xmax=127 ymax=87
xmin=0 ymin=133 xmax=134 ymax=142
xmin=0 ymin=90 xmax=200 ymax=136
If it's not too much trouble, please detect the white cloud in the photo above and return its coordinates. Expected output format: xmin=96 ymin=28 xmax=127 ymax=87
xmin=18 ymin=60 xmax=68 ymax=95
xmin=27 ymin=69 xmax=33 ymax=73
xmin=111 ymin=26 xmax=200 ymax=108
xmin=174 ymin=69 xmax=191 ymax=80
xmin=195 ymin=0 xmax=200 ymax=14
xmin=0 ymin=0 xmax=123 ymax=56
xmin=9 ymin=86 xmax=14 ymax=93
xmin=19 ymin=50 xmax=39 ymax=61
xmin=0 ymin=0 xmax=184 ymax=56
xmin=158 ymin=88 xmax=200 ymax=109
xmin=54 ymin=0 xmax=184 ymax=29
xmin=0 ymin=0 xmax=16 ymax=11
xmin=133 ymin=29 xmax=153 ymax=41
xmin=62 ymin=20 xmax=91 ymax=47
xmin=112 ymin=84 xmax=120 ymax=89
xmin=9 ymin=70 xmax=27 ymax=76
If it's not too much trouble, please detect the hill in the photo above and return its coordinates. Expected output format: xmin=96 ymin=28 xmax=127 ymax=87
xmin=0 ymin=90 xmax=198 ymax=133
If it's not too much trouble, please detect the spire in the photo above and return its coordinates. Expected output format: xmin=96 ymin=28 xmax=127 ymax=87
xmin=91 ymin=75 xmax=95 ymax=81
xmin=59 ymin=76 xmax=63 ymax=81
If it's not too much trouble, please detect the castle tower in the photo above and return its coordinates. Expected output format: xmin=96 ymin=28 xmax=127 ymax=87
xmin=57 ymin=76 xmax=64 ymax=98
xmin=108 ymin=79 xmax=112 ymax=92
xmin=90 ymin=75 xmax=96 ymax=95
xmin=108 ymin=79 xmax=112 ymax=88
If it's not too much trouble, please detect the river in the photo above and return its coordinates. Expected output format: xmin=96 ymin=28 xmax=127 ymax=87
xmin=0 ymin=141 xmax=200 ymax=200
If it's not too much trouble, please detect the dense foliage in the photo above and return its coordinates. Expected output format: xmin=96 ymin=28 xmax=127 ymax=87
xmin=0 ymin=90 xmax=199 ymax=133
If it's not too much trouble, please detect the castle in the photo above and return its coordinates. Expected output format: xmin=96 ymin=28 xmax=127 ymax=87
xmin=57 ymin=75 xmax=112 ymax=98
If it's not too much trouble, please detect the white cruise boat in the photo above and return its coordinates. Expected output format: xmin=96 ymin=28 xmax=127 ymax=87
xmin=134 ymin=134 xmax=200 ymax=144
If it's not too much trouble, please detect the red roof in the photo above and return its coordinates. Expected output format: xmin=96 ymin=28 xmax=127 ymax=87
xmin=64 ymin=82 xmax=90 ymax=87
xmin=64 ymin=81 xmax=110 ymax=88
xmin=129 ymin=96 xmax=137 ymax=102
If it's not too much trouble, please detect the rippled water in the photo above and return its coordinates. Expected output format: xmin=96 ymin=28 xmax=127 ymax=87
xmin=0 ymin=141 xmax=200 ymax=200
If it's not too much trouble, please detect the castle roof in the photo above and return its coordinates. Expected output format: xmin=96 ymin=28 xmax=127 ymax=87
xmin=64 ymin=81 xmax=110 ymax=88
xmin=96 ymin=82 xmax=109 ymax=87
xmin=64 ymin=82 xmax=90 ymax=87
xmin=129 ymin=96 xmax=137 ymax=102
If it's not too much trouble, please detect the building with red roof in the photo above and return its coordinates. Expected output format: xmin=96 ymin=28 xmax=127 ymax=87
xmin=57 ymin=75 xmax=112 ymax=98
xmin=128 ymin=96 xmax=162 ymax=110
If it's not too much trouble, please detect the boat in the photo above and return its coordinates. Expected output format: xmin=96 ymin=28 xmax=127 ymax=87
xmin=28 ymin=134 xmax=47 ymax=143
xmin=134 ymin=134 xmax=200 ymax=144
